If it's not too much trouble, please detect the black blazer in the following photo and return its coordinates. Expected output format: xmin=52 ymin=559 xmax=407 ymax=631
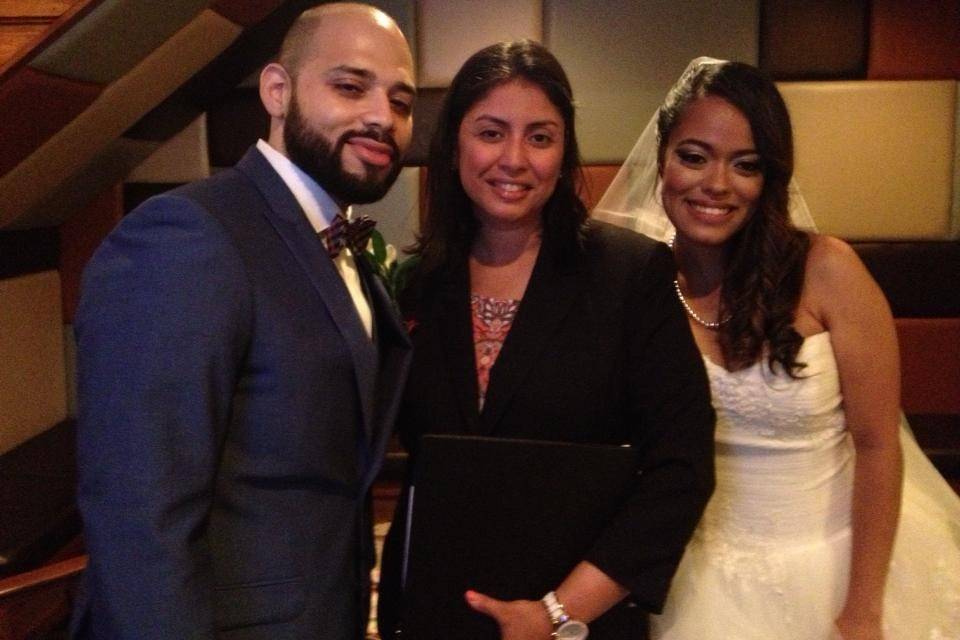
xmin=379 ymin=221 xmax=714 ymax=636
xmin=72 ymin=147 xmax=411 ymax=639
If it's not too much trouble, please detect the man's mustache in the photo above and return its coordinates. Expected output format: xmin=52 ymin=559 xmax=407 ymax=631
xmin=339 ymin=128 xmax=400 ymax=161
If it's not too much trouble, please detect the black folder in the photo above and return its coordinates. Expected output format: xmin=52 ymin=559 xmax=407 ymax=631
xmin=400 ymin=434 xmax=638 ymax=639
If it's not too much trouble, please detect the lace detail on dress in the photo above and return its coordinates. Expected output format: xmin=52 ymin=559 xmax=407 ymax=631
xmin=691 ymin=526 xmax=789 ymax=587
xmin=704 ymin=332 xmax=846 ymax=448
xmin=471 ymin=294 xmax=519 ymax=410
xmin=928 ymin=554 xmax=960 ymax=639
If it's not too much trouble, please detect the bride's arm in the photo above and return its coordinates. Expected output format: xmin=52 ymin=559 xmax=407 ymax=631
xmin=807 ymin=235 xmax=903 ymax=639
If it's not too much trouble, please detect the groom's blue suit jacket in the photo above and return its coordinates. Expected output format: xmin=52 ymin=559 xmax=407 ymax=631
xmin=71 ymin=147 xmax=411 ymax=639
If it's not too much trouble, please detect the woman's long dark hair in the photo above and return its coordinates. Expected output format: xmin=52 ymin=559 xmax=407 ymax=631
xmin=658 ymin=62 xmax=811 ymax=376
xmin=412 ymin=40 xmax=588 ymax=276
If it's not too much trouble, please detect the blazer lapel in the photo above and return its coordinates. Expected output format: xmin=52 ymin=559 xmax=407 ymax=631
xmin=434 ymin=261 xmax=483 ymax=434
xmin=236 ymin=148 xmax=379 ymax=437
xmin=480 ymin=240 xmax=584 ymax=434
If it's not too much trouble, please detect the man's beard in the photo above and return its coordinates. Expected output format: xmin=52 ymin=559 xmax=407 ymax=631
xmin=283 ymin=97 xmax=402 ymax=205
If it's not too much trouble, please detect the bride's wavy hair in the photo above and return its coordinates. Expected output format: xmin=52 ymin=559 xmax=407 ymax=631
xmin=412 ymin=39 xmax=588 ymax=277
xmin=657 ymin=62 xmax=811 ymax=376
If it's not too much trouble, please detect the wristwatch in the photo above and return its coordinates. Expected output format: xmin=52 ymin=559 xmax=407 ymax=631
xmin=541 ymin=591 xmax=589 ymax=640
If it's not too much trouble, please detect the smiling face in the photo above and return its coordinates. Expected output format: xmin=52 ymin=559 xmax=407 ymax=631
xmin=456 ymin=79 xmax=565 ymax=232
xmin=267 ymin=7 xmax=415 ymax=205
xmin=660 ymin=94 xmax=764 ymax=248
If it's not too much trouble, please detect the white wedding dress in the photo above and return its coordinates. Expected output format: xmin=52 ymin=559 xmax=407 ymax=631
xmin=651 ymin=332 xmax=960 ymax=639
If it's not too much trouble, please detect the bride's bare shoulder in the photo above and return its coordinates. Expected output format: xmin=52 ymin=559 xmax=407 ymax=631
xmin=802 ymin=233 xmax=890 ymax=326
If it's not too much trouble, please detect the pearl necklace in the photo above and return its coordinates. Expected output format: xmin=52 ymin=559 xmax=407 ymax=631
xmin=673 ymin=278 xmax=730 ymax=329
xmin=669 ymin=234 xmax=730 ymax=329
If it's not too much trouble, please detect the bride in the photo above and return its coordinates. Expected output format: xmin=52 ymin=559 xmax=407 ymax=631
xmin=595 ymin=57 xmax=960 ymax=639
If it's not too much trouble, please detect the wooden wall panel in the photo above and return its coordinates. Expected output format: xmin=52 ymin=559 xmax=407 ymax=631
xmin=759 ymin=0 xmax=868 ymax=79
xmin=580 ymin=165 xmax=620 ymax=213
xmin=58 ymin=182 xmax=123 ymax=323
xmin=898 ymin=318 xmax=960 ymax=414
xmin=853 ymin=242 xmax=960 ymax=318
xmin=868 ymin=0 xmax=960 ymax=79
xmin=0 ymin=66 xmax=102 ymax=179
xmin=0 ymin=271 xmax=67 ymax=456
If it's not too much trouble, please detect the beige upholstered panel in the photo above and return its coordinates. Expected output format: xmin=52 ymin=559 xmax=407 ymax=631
xmin=546 ymin=0 xmax=759 ymax=163
xmin=779 ymin=80 xmax=957 ymax=240
xmin=355 ymin=167 xmax=420 ymax=250
xmin=953 ymin=86 xmax=960 ymax=238
xmin=127 ymin=115 xmax=210 ymax=183
xmin=1 ymin=10 xmax=241 ymax=228
xmin=17 ymin=138 xmax=159 ymax=231
xmin=417 ymin=0 xmax=542 ymax=88
xmin=0 ymin=271 xmax=67 ymax=455
xmin=31 ymin=0 xmax=211 ymax=83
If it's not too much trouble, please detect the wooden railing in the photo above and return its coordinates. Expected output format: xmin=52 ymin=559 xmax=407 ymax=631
xmin=0 ymin=0 xmax=104 ymax=82
xmin=0 ymin=554 xmax=86 ymax=640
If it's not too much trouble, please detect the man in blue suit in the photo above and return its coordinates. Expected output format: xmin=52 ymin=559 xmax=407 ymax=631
xmin=71 ymin=4 xmax=415 ymax=638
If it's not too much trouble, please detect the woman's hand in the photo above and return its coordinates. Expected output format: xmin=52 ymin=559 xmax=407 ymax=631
xmin=464 ymin=562 xmax=626 ymax=639
xmin=464 ymin=590 xmax=553 ymax=640
xmin=833 ymin=611 xmax=884 ymax=640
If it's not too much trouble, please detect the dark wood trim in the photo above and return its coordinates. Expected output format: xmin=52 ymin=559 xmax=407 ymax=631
xmin=210 ymin=0 xmax=285 ymax=28
xmin=0 ymin=16 xmax=58 ymax=26
xmin=0 ymin=555 xmax=86 ymax=599
xmin=59 ymin=182 xmax=123 ymax=322
xmin=0 ymin=555 xmax=85 ymax=640
xmin=0 ymin=228 xmax=59 ymax=279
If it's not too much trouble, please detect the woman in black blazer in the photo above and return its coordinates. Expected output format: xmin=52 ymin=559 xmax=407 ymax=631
xmin=378 ymin=40 xmax=715 ymax=639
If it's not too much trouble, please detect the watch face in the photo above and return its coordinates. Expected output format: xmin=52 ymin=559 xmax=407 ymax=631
xmin=556 ymin=620 xmax=589 ymax=640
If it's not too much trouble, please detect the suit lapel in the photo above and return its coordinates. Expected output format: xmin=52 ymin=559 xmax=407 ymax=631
xmin=480 ymin=239 xmax=583 ymax=434
xmin=356 ymin=253 xmax=413 ymax=488
xmin=356 ymin=252 xmax=410 ymax=352
xmin=236 ymin=148 xmax=379 ymax=439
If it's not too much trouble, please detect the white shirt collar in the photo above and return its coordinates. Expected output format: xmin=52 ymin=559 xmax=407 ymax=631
xmin=256 ymin=139 xmax=352 ymax=233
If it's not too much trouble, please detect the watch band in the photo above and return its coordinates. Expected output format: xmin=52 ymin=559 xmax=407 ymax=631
xmin=541 ymin=591 xmax=590 ymax=640
xmin=542 ymin=590 xmax=573 ymax=625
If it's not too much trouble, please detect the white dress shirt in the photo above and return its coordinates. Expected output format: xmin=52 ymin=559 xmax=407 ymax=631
xmin=256 ymin=139 xmax=373 ymax=338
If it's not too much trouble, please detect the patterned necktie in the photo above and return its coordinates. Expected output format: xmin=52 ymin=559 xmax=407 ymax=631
xmin=319 ymin=214 xmax=376 ymax=259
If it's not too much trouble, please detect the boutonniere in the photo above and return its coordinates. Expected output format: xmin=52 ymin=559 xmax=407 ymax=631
xmin=404 ymin=316 xmax=419 ymax=336
xmin=363 ymin=229 xmax=420 ymax=304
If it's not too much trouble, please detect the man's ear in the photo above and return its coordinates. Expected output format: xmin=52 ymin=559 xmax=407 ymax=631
xmin=260 ymin=62 xmax=292 ymax=119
